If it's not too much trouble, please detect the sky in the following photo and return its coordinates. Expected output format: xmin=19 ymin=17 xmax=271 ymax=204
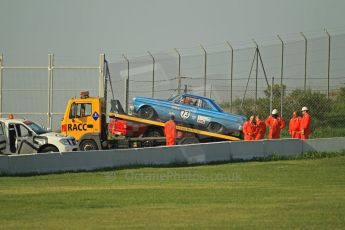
xmin=1 ymin=0 xmax=345 ymax=65
xmin=0 ymin=0 xmax=344 ymax=128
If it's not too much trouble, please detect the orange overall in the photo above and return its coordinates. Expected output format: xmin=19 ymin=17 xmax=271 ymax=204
xmin=243 ymin=121 xmax=256 ymax=141
xmin=164 ymin=120 xmax=176 ymax=146
xmin=289 ymin=116 xmax=301 ymax=138
xmin=265 ymin=115 xmax=285 ymax=139
xmin=300 ymin=113 xmax=311 ymax=140
xmin=255 ymin=119 xmax=266 ymax=140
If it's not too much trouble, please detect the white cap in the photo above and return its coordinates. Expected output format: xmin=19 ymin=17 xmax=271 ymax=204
xmin=272 ymin=109 xmax=278 ymax=115
xmin=301 ymin=106 xmax=308 ymax=111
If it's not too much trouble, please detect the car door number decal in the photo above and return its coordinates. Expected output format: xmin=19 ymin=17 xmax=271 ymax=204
xmin=180 ymin=110 xmax=190 ymax=119
xmin=197 ymin=115 xmax=210 ymax=124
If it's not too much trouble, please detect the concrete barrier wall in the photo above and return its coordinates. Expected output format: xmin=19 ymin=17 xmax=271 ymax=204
xmin=303 ymin=137 xmax=345 ymax=153
xmin=0 ymin=137 xmax=344 ymax=175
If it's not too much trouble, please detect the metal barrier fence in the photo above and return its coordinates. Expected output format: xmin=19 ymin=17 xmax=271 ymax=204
xmin=1 ymin=29 xmax=345 ymax=136
xmin=0 ymin=54 xmax=102 ymax=130
xmin=108 ymin=30 xmax=345 ymax=137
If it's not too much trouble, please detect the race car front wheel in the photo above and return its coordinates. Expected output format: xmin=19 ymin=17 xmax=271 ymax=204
xmin=138 ymin=106 xmax=156 ymax=120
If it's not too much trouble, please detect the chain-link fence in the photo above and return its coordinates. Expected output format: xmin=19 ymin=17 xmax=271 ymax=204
xmin=0 ymin=54 xmax=101 ymax=131
xmin=1 ymin=30 xmax=345 ymax=137
xmin=108 ymin=30 xmax=345 ymax=138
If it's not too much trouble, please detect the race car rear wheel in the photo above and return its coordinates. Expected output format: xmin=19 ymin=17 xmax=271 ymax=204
xmin=207 ymin=122 xmax=224 ymax=134
xmin=138 ymin=106 xmax=156 ymax=120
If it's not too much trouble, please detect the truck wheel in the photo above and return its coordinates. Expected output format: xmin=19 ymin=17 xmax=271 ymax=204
xmin=40 ymin=146 xmax=59 ymax=153
xmin=178 ymin=137 xmax=199 ymax=145
xmin=207 ymin=122 xmax=224 ymax=134
xmin=80 ymin=140 xmax=98 ymax=151
xmin=138 ymin=106 xmax=156 ymax=120
xmin=143 ymin=128 xmax=163 ymax=137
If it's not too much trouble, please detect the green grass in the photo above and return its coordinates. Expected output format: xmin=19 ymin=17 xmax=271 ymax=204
xmin=1 ymin=155 xmax=345 ymax=229
xmin=311 ymin=127 xmax=345 ymax=138
xmin=279 ymin=127 xmax=345 ymax=138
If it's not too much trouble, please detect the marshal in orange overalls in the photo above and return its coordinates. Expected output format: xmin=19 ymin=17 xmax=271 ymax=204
xmin=289 ymin=112 xmax=301 ymax=139
xmin=255 ymin=117 xmax=266 ymax=140
xmin=300 ymin=109 xmax=311 ymax=140
xmin=265 ymin=115 xmax=285 ymax=139
xmin=242 ymin=116 xmax=256 ymax=141
xmin=164 ymin=119 xmax=176 ymax=146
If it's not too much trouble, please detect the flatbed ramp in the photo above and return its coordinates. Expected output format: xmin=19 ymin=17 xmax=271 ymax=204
xmin=108 ymin=112 xmax=240 ymax=141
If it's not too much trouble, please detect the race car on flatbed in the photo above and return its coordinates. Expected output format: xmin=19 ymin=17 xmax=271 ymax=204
xmin=61 ymin=59 xmax=245 ymax=151
xmin=132 ymin=93 xmax=246 ymax=136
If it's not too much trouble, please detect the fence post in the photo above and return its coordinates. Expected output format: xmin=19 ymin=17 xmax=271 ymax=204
xmin=123 ymin=54 xmax=130 ymax=113
xmin=0 ymin=54 xmax=3 ymax=117
xmin=200 ymin=45 xmax=207 ymax=97
xmin=226 ymin=41 xmax=234 ymax=112
xmin=270 ymin=77 xmax=274 ymax=114
xmin=148 ymin=51 xmax=155 ymax=98
xmin=277 ymin=35 xmax=284 ymax=116
xmin=252 ymin=39 xmax=259 ymax=113
xmin=300 ymin=32 xmax=308 ymax=92
xmin=99 ymin=54 xmax=105 ymax=98
xmin=47 ymin=54 xmax=54 ymax=129
xmin=174 ymin=48 xmax=181 ymax=94
xmin=325 ymin=29 xmax=331 ymax=99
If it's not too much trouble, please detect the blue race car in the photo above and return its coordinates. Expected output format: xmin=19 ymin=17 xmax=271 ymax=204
xmin=132 ymin=93 xmax=246 ymax=135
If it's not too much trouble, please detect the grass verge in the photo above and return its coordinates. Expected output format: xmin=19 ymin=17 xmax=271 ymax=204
xmin=0 ymin=154 xmax=344 ymax=229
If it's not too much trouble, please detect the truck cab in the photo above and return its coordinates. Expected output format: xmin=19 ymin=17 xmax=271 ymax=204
xmin=61 ymin=91 xmax=107 ymax=150
xmin=0 ymin=116 xmax=78 ymax=154
xmin=61 ymin=92 xmax=167 ymax=151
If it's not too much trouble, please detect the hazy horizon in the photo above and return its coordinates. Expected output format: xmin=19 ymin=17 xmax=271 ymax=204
xmin=1 ymin=0 xmax=345 ymax=64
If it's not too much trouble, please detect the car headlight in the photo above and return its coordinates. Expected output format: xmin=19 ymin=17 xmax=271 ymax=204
xmin=59 ymin=139 xmax=70 ymax=145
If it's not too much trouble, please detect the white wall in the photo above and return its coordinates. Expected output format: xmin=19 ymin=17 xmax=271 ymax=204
xmin=0 ymin=137 xmax=344 ymax=175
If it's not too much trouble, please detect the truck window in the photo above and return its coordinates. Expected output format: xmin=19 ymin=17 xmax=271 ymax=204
xmin=23 ymin=121 xmax=46 ymax=134
xmin=78 ymin=103 xmax=92 ymax=117
xmin=0 ymin=122 xmax=4 ymax=135
xmin=69 ymin=103 xmax=92 ymax=118
xmin=69 ymin=103 xmax=77 ymax=118
xmin=8 ymin=124 xmax=16 ymax=153
xmin=15 ymin=124 xmax=30 ymax=137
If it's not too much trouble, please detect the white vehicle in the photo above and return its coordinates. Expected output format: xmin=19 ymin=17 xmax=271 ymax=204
xmin=0 ymin=117 xmax=78 ymax=154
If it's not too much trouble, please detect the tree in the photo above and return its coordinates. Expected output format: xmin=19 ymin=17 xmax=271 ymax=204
xmin=324 ymin=87 xmax=345 ymax=128
xmin=264 ymin=84 xmax=286 ymax=99
xmin=284 ymin=89 xmax=332 ymax=127
xmin=337 ymin=87 xmax=345 ymax=102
